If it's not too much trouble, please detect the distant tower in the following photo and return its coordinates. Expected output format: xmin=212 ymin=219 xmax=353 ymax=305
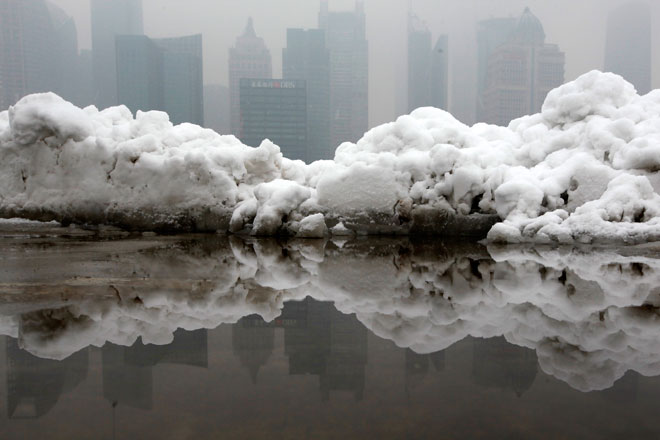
xmin=0 ymin=0 xmax=79 ymax=108
xmin=407 ymin=12 xmax=432 ymax=112
xmin=240 ymin=78 xmax=307 ymax=161
xmin=605 ymin=1 xmax=652 ymax=95
xmin=482 ymin=8 xmax=564 ymax=126
xmin=407 ymin=11 xmax=448 ymax=112
xmin=115 ymin=34 xmax=204 ymax=125
xmin=319 ymin=1 xmax=369 ymax=147
xmin=228 ymin=18 xmax=272 ymax=136
xmin=476 ymin=17 xmax=517 ymax=121
xmin=91 ymin=0 xmax=143 ymax=109
xmin=431 ymin=35 xmax=449 ymax=111
xmin=283 ymin=28 xmax=331 ymax=162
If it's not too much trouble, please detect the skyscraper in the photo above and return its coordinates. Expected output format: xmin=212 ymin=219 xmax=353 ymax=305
xmin=115 ymin=35 xmax=163 ymax=115
xmin=431 ymin=35 xmax=449 ymax=111
xmin=283 ymin=28 xmax=331 ymax=162
xmin=229 ymin=18 xmax=272 ymax=135
xmin=605 ymin=1 xmax=652 ymax=95
xmin=407 ymin=12 xmax=448 ymax=113
xmin=240 ymin=78 xmax=307 ymax=161
xmin=476 ymin=17 xmax=517 ymax=122
xmin=91 ymin=0 xmax=143 ymax=110
xmin=155 ymin=34 xmax=204 ymax=126
xmin=319 ymin=1 xmax=368 ymax=147
xmin=0 ymin=0 xmax=78 ymax=109
xmin=407 ymin=12 xmax=432 ymax=113
xmin=481 ymin=8 xmax=564 ymax=126
xmin=115 ymin=34 xmax=204 ymax=125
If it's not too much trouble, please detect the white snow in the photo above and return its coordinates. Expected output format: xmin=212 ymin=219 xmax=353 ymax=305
xmin=3 ymin=71 xmax=660 ymax=242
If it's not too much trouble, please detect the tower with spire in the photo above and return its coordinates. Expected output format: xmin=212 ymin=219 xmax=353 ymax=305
xmin=480 ymin=7 xmax=565 ymax=126
xmin=228 ymin=18 xmax=272 ymax=135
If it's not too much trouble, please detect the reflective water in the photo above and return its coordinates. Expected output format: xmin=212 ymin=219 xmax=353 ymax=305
xmin=1 ymin=225 xmax=660 ymax=438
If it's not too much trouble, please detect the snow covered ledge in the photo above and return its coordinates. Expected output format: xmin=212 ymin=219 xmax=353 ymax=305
xmin=2 ymin=70 xmax=660 ymax=243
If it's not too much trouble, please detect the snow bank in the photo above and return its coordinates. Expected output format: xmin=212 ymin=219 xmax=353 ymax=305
xmin=2 ymin=71 xmax=660 ymax=242
xmin=4 ymin=236 xmax=660 ymax=392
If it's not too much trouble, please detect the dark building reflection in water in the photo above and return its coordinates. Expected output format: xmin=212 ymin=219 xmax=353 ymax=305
xmin=405 ymin=349 xmax=445 ymax=395
xmin=6 ymin=339 xmax=88 ymax=419
xmin=232 ymin=298 xmax=368 ymax=401
xmin=102 ymin=329 xmax=208 ymax=410
xmin=232 ymin=314 xmax=275 ymax=384
xmin=472 ymin=337 xmax=537 ymax=397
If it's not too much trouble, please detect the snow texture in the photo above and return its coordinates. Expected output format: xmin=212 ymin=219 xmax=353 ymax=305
xmin=2 ymin=71 xmax=660 ymax=242
xmin=4 ymin=236 xmax=660 ymax=393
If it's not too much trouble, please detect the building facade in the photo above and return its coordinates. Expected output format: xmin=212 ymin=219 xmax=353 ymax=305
xmin=476 ymin=17 xmax=517 ymax=122
xmin=155 ymin=35 xmax=204 ymax=126
xmin=407 ymin=12 xmax=448 ymax=112
xmin=91 ymin=0 xmax=143 ymax=110
xmin=240 ymin=78 xmax=307 ymax=161
xmin=229 ymin=18 xmax=272 ymax=136
xmin=116 ymin=34 xmax=203 ymax=125
xmin=319 ymin=0 xmax=368 ymax=147
xmin=482 ymin=8 xmax=564 ymax=126
xmin=430 ymin=35 xmax=449 ymax=111
xmin=407 ymin=12 xmax=432 ymax=113
xmin=605 ymin=1 xmax=652 ymax=95
xmin=283 ymin=28 xmax=331 ymax=162
xmin=115 ymin=35 xmax=163 ymax=116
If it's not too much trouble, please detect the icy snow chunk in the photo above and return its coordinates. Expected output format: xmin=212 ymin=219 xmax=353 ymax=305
xmin=296 ymin=213 xmax=327 ymax=238
xmin=252 ymin=179 xmax=311 ymax=235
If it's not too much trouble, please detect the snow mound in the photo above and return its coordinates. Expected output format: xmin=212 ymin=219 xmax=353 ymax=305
xmin=2 ymin=71 xmax=660 ymax=242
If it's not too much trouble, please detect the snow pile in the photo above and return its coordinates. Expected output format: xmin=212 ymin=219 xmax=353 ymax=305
xmin=2 ymin=71 xmax=660 ymax=242
xmin=4 ymin=236 xmax=660 ymax=391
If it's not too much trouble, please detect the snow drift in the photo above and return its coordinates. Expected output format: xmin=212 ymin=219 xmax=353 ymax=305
xmin=2 ymin=70 xmax=660 ymax=243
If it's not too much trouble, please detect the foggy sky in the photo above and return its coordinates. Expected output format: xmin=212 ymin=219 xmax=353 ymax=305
xmin=49 ymin=0 xmax=659 ymax=127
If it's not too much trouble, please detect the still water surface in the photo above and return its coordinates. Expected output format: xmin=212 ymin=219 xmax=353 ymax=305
xmin=1 ymin=223 xmax=660 ymax=439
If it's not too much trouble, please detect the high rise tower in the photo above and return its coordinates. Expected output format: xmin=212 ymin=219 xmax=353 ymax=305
xmin=319 ymin=1 xmax=368 ymax=147
xmin=481 ymin=8 xmax=564 ymax=126
xmin=605 ymin=1 xmax=652 ymax=95
xmin=90 ymin=0 xmax=143 ymax=110
xmin=283 ymin=28 xmax=331 ymax=161
xmin=228 ymin=18 xmax=272 ymax=135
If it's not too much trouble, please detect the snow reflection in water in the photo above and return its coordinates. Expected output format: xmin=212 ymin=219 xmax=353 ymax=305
xmin=2 ymin=233 xmax=660 ymax=395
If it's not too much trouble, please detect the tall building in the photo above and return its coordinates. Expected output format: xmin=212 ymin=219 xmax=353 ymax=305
xmin=407 ymin=12 xmax=432 ymax=113
xmin=116 ymin=34 xmax=204 ymax=125
xmin=407 ymin=12 xmax=448 ymax=112
xmin=203 ymin=84 xmax=231 ymax=134
xmin=0 ymin=0 xmax=80 ymax=109
xmin=283 ymin=28 xmax=331 ymax=162
xmin=229 ymin=18 xmax=272 ymax=135
xmin=319 ymin=1 xmax=369 ymax=147
xmin=116 ymin=35 xmax=163 ymax=115
xmin=431 ymin=35 xmax=449 ymax=111
xmin=240 ymin=78 xmax=307 ymax=161
xmin=481 ymin=8 xmax=564 ymax=126
xmin=155 ymin=34 xmax=204 ymax=125
xmin=91 ymin=0 xmax=143 ymax=110
xmin=476 ymin=17 xmax=517 ymax=122
xmin=605 ymin=1 xmax=652 ymax=95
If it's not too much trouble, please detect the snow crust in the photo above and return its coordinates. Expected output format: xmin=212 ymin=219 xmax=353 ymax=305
xmin=2 ymin=71 xmax=660 ymax=242
xmin=4 ymin=236 xmax=660 ymax=392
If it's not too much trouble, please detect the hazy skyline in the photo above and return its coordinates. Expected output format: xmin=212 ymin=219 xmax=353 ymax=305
xmin=49 ymin=0 xmax=659 ymax=127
